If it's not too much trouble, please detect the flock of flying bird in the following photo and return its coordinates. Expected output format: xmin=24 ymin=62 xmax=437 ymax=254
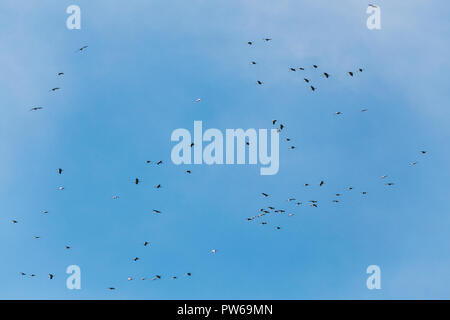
xmin=244 ymin=37 xmax=428 ymax=230
xmin=20 ymin=45 xmax=206 ymax=291
xmin=15 ymin=31 xmax=427 ymax=292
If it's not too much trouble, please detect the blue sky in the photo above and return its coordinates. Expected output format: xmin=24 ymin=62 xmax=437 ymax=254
xmin=0 ymin=0 xmax=449 ymax=299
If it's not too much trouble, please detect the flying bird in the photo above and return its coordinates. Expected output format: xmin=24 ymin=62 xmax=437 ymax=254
xmin=50 ymin=87 xmax=61 ymax=92
xmin=310 ymin=86 xmax=316 ymax=91
xmin=57 ymin=72 xmax=64 ymax=76
xmin=262 ymin=193 xmax=269 ymax=197
xmin=76 ymin=46 xmax=88 ymax=52
xmin=320 ymin=181 xmax=324 ymax=186
xmin=348 ymin=72 xmax=354 ymax=76
xmin=58 ymin=168 xmax=63 ymax=175
xmin=257 ymin=80 xmax=263 ymax=85
xmin=49 ymin=274 xmax=54 ymax=280
xmin=29 ymin=107 xmax=43 ymax=112
xmin=323 ymin=73 xmax=330 ymax=78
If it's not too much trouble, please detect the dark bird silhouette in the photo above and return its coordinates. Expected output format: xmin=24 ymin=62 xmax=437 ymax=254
xmin=348 ymin=72 xmax=354 ymax=76
xmin=153 ymin=209 xmax=161 ymax=214
xmin=313 ymin=65 xmax=318 ymax=69
xmin=76 ymin=46 xmax=88 ymax=52
xmin=29 ymin=107 xmax=43 ymax=112
xmin=323 ymin=73 xmax=330 ymax=78
xmin=12 ymin=220 xmax=18 ymax=224
xmin=304 ymin=78 xmax=310 ymax=83
xmin=57 ymin=72 xmax=64 ymax=76
xmin=251 ymin=61 xmax=256 ymax=65
xmin=262 ymin=193 xmax=269 ymax=197
xmin=289 ymin=68 xmax=296 ymax=72
xmin=144 ymin=241 xmax=149 ymax=246
xmin=263 ymin=38 xmax=272 ymax=42
xmin=58 ymin=168 xmax=63 ymax=175
xmin=257 ymin=80 xmax=263 ymax=85
xmin=311 ymin=86 xmax=316 ymax=91
xmin=135 ymin=178 xmax=140 ymax=185
xmin=133 ymin=257 xmax=140 ymax=262
xmin=50 ymin=87 xmax=61 ymax=92
xmin=320 ymin=181 xmax=324 ymax=187
xmin=156 ymin=160 xmax=163 ymax=165
xmin=155 ymin=184 xmax=161 ymax=189
xmin=185 ymin=170 xmax=191 ymax=174
xmin=49 ymin=274 xmax=54 ymax=280
xmin=299 ymin=67 xmax=305 ymax=71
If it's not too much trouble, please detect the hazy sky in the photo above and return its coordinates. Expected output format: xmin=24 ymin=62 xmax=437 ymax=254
xmin=0 ymin=0 xmax=449 ymax=299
